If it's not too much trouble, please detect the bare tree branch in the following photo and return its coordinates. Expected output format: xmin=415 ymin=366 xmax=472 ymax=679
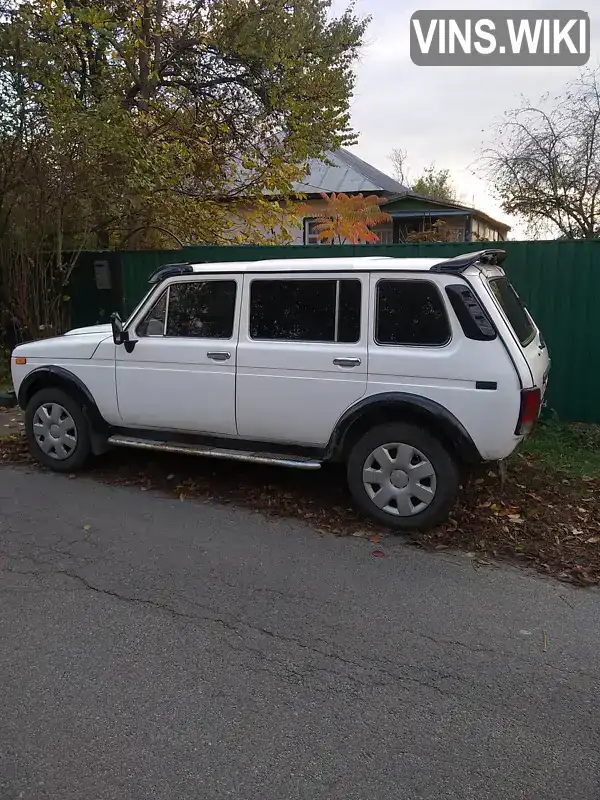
xmin=481 ymin=70 xmax=600 ymax=239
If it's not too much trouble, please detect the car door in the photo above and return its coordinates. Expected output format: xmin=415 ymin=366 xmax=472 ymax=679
xmin=365 ymin=272 xmax=523 ymax=458
xmin=115 ymin=275 xmax=240 ymax=435
xmin=236 ymin=272 xmax=368 ymax=446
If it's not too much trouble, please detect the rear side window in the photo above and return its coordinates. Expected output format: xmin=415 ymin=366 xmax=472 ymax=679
xmin=376 ymin=280 xmax=450 ymax=346
xmin=488 ymin=277 xmax=535 ymax=347
xmin=249 ymin=279 xmax=361 ymax=343
xmin=166 ymin=280 xmax=237 ymax=339
xmin=445 ymin=284 xmax=496 ymax=341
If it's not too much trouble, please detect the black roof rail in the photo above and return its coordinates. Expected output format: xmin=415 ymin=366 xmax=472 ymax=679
xmin=148 ymin=263 xmax=193 ymax=284
xmin=430 ymin=249 xmax=506 ymax=273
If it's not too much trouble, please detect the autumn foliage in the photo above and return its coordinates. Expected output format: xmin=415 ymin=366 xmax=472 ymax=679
xmin=308 ymin=192 xmax=391 ymax=245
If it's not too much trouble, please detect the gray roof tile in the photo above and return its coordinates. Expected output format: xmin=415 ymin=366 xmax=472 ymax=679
xmin=292 ymin=148 xmax=408 ymax=195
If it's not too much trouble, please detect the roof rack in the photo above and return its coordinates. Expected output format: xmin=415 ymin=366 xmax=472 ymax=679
xmin=148 ymin=263 xmax=193 ymax=284
xmin=429 ymin=249 xmax=506 ymax=273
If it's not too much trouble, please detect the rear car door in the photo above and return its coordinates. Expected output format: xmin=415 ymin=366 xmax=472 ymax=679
xmin=483 ymin=273 xmax=550 ymax=395
xmin=115 ymin=275 xmax=240 ymax=434
xmin=236 ymin=273 xmax=368 ymax=446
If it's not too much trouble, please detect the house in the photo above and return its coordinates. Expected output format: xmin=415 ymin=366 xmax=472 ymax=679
xmin=290 ymin=148 xmax=510 ymax=245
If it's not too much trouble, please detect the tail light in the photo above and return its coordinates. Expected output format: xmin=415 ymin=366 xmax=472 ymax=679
xmin=515 ymin=387 xmax=542 ymax=436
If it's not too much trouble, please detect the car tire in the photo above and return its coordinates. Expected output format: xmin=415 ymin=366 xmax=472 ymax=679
xmin=346 ymin=423 xmax=460 ymax=531
xmin=25 ymin=387 xmax=92 ymax=472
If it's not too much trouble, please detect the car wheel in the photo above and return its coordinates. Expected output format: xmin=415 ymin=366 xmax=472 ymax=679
xmin=347 ymin=423 xmax=460 ymax=531
xmin=25 ymin=388 xmax=92 ymax=472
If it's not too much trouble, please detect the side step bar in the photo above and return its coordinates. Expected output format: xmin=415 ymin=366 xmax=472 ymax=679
xmin=107 ymin=435 xmax=322 ymax=470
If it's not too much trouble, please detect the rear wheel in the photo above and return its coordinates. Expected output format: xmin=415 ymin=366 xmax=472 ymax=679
xmin=346 ymin=423 xmax=460 ymax=531
xmin=25 ymin=388 xmax=91 ymax=472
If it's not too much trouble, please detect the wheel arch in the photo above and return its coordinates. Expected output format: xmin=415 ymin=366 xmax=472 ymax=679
xmin=326 ymin=393 xmax=482 ymax=465
xmin=19 ymin=366 xmax=108 ymax=441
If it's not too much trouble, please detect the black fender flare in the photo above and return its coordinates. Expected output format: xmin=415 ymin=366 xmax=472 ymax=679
xmin=325 ymin=392 xmax=482 ymax=463
xmin=17 ymin=366 xmax=108 ymax=435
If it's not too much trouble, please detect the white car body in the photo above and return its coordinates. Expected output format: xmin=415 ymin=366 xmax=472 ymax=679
xmin=11 ymin=251 xmax=550 ymax=530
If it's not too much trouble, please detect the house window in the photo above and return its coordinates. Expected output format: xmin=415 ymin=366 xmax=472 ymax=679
xmin=249 ymin=279 xmax=361 ymax=343
xmin=303 ymin=218 xmax=393 ymax=246
xmin=365 ymin=224 xmax=394 ymax=245
xmin=304 ymin=219 xmax=322 ymax=245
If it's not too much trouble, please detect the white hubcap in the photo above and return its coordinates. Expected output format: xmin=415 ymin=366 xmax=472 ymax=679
xmin=32 ymin=403 xmax=78 ymax=460
xmin=363 ymin=442 xmax=437 ymax=516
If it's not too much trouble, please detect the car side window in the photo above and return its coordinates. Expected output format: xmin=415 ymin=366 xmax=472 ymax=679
xmin=136 ymin=290 xmax=167 ymax=337
xmin=166 ymin=280 xmax=237 ymax=339
xmin=250 ymin=279 xmax=361 ymax=343
xmin=376 ymin=280 xmax=450 ymax=346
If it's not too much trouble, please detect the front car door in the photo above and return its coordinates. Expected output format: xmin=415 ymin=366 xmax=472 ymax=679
xmin=115 ymin=275 xmax=240 ymax=435
xmin=236 ymin=272 xmax=368 ymax=446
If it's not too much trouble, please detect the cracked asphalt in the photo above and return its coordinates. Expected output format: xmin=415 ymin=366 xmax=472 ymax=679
xmin=1 ymin=466 xmax=599 ymax=800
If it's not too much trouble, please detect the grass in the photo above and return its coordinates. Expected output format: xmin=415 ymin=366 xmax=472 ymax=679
xmin=521 ymin=419 xmax=600 ymax=479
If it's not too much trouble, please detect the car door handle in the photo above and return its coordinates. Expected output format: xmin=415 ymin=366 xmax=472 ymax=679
xmin=333 ymin=357 xmax=361 ymax=368
xmin=207 ymin=351 xmax=231 ymax=361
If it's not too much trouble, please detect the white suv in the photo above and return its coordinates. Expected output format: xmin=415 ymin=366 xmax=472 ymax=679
xmin=11 ymin=250 xmax=549 ymax=531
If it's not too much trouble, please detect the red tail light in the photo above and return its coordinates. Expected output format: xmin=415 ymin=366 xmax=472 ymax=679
xmin=515 ymin=388 xmax=542 ymax=436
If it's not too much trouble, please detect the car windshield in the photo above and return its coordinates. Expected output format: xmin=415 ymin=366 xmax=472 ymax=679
xmin=488 ymin=277 xmax=535 ymax=347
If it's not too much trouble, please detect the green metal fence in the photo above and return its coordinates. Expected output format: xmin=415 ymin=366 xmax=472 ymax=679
xmin=115 ymin=241 xmax=600 ymax=424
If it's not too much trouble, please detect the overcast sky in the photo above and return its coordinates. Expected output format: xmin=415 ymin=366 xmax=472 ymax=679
xmin=332 ymin=0 xmax=600 ymax=238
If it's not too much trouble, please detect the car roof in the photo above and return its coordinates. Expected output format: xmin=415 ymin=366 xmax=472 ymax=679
xmin=185 ymin=257 xmax=443 ymax=273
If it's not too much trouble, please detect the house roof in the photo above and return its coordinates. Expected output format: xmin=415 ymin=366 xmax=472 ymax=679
xmin=291 ymin=150 xmax=509 ymax=231
xmin=293 ymin=148 xmax=408 ymax=196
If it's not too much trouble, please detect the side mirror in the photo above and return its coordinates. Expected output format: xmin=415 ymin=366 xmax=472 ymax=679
xmin=110 ymin=312 xmax=128 ymax=345
xmin=111 ymin=312 xmax=137 ymax=353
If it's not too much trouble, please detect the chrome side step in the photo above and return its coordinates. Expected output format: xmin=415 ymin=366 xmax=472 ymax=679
xmin=107 ymin=435 xmax=322 ymax=470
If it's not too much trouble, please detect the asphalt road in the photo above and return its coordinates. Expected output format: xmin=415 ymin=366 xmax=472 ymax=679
xmin=1 ymin=467 xmax=599 ymax=800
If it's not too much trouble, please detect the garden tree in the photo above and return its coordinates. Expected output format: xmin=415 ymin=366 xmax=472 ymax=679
xmin=0 ymin=0 xmax=368 ymax=341
xmin=389 ymin=147 xmax=408 ymax=186
xmin=306 ymin=192 xmax=391 ymax=244
xmin=390 ymin=148 xmax=457 ymax=202
xmin=482 ymin=70 xmax=600 ymax=239
xmin=411 ymin=166 xmax=456 ymax=203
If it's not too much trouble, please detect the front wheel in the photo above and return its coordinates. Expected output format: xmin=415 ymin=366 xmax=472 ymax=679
xmin=347 ymin=423 xmax=460 ymax=531
xmin=25 ymin=388 xmax=92 ymax=472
